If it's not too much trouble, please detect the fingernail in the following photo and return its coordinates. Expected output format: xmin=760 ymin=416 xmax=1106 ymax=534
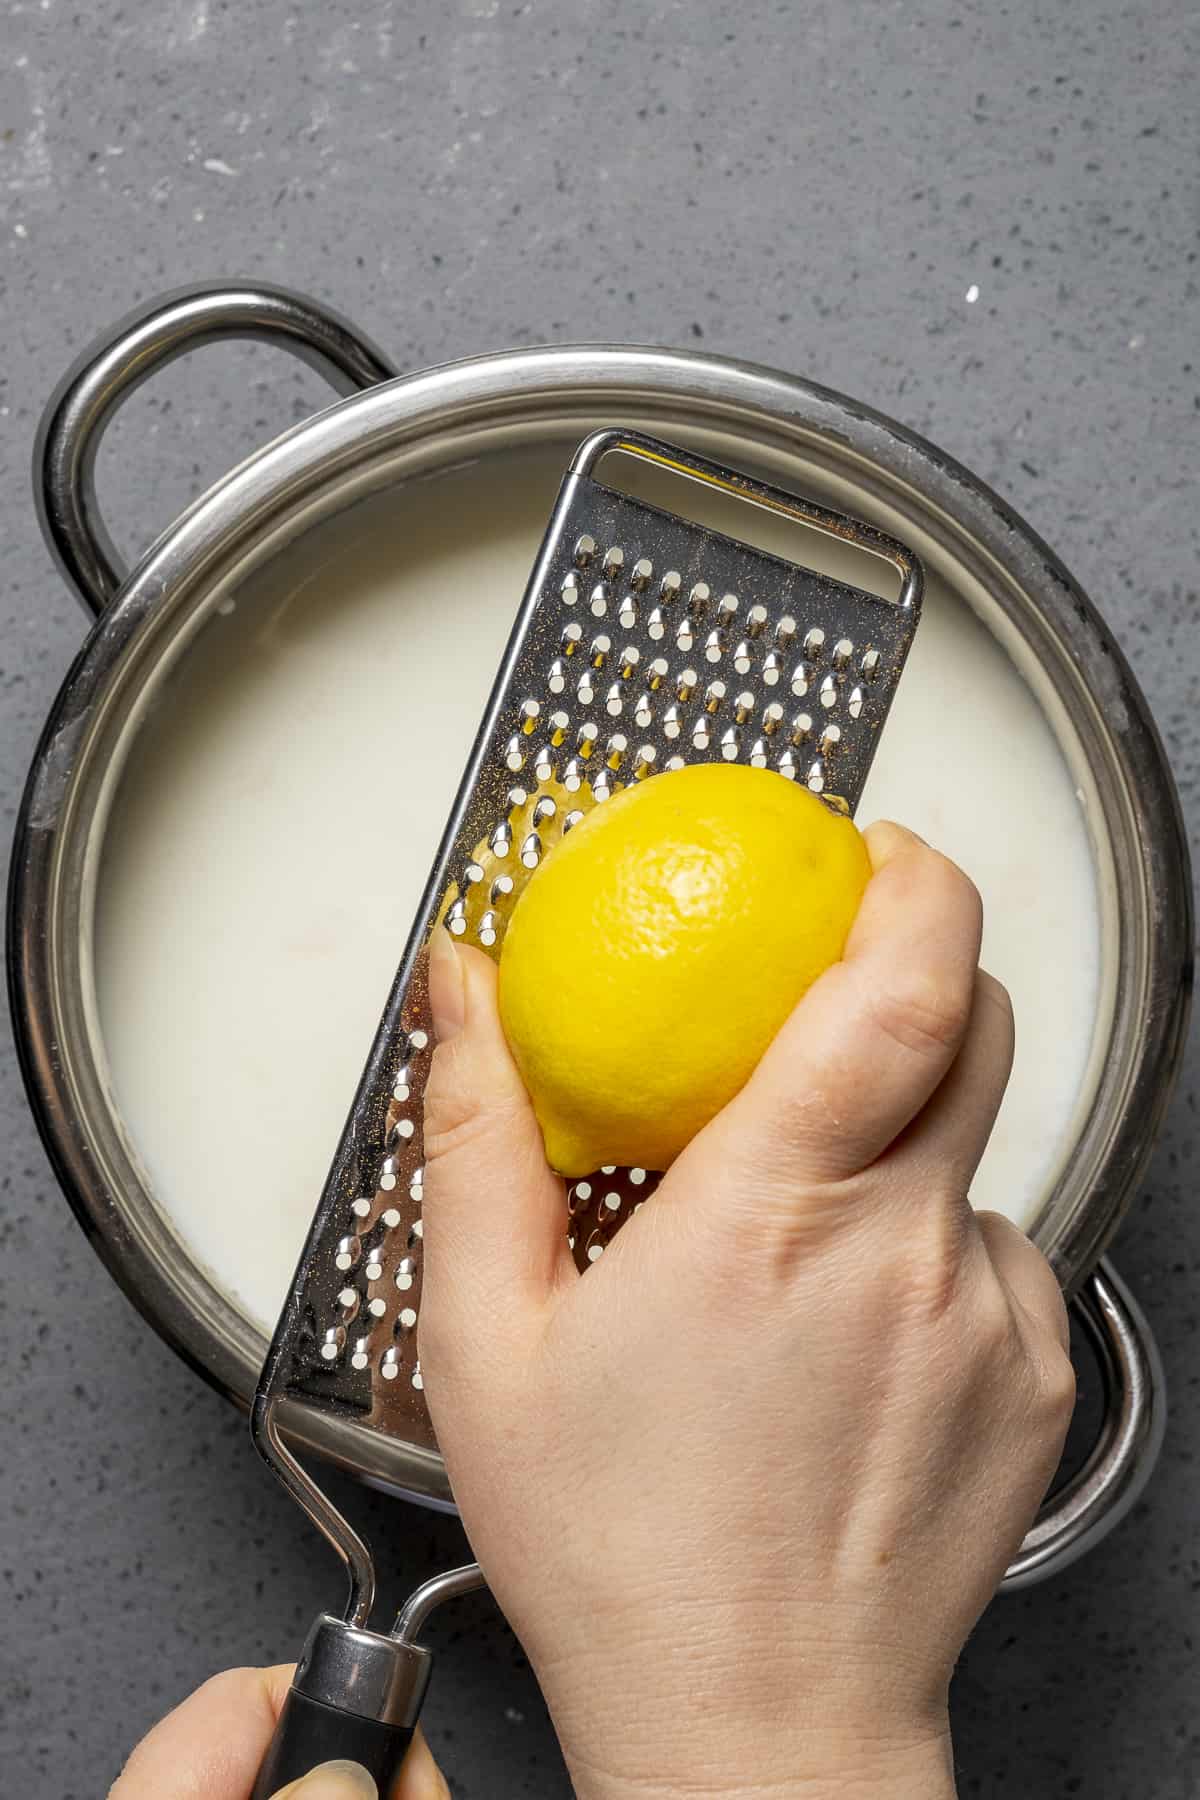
xmin=428 ymin=927 xmax=465 ymax=1044
xmin=285 ymin=1760 xmax=378 ymax=1798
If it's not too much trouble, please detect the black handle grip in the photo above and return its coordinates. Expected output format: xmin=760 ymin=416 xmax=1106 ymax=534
xmin=250 ymin=1688 xmax=415 ymax=1798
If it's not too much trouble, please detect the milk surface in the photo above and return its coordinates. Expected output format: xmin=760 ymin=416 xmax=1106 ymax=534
xmin=94 ymin=450 xmax=1102 ymax=1333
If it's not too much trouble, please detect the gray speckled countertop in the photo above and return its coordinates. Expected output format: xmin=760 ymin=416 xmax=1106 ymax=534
xmin=2 ymin=4 xmax=1198 ymax=1796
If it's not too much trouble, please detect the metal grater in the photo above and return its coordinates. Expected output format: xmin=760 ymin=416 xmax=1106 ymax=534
xmin=247 ymin=430 xmax=924 ymax=1797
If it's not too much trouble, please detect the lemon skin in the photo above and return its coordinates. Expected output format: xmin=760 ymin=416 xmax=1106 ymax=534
xmin=497 ymin=762 xmax=871 ymax=1178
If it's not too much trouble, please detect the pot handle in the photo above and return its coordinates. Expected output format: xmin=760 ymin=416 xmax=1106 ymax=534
xmin=1001 ymin=1257 xmax=1165 ymax=1588
xmin=34 ymin=281 xmax=397 ymax=619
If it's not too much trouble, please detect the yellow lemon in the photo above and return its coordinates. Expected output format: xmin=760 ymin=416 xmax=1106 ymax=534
xmin=497 ymin=763 xmax=870 ymax=1177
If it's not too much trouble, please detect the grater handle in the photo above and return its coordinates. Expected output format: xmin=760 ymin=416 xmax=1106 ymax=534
xmin=34 ymin=280 xmax=395 ymax=618
xmin=249 ymin=1692 xmax=414 ymax=1799
xmin=250 ymin=1613 xmax=431 ymax=1800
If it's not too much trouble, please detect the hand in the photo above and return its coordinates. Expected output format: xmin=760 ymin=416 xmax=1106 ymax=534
xmin=419 ymin=822 xmax=1074 ymax=1800
xmin=109 ymin=1666 xmax=448 ymax=1799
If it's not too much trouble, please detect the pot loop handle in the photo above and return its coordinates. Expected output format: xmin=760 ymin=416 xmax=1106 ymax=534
xmin=34 ymin=280 xmax=397 ymax=618
xmin=1002 ymin=1258 xmax=1165 ymax=1588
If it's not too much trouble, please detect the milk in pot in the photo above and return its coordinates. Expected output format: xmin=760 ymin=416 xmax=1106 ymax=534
xmin=94 ymin=449 xmax=1102 ymax=1332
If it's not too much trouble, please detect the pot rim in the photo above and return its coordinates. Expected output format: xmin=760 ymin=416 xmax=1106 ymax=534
xmin=9 ymin=337 xmax=1193 ymax=1498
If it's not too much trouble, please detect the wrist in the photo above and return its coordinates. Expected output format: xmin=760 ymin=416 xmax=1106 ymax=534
xmin=564 ymin=1716 xmax=956 ymax=1800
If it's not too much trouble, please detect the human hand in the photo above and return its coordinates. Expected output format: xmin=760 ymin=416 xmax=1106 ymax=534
xmin=109 ymin=1665 xmax=448 ymax=1799
xmin=419 ymin=821 xmax=1074 ymax=1800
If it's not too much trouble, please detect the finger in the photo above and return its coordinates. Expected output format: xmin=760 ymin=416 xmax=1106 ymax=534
xmin=422 ymin=933 xmax=574 ymax=1344
xmin=976 ymin=1210 xmax=1072 ymax=1356
xmin=110 ymin=1665 xmax=293 ymax=1797
xmin=393 ymin=1729 xmax=452 ymax=1799
xmin=271 ymin=1729 xmax=448 ymax=1798
xmin=271 ymin=1759 xmax=379 ymax=1797
xmin=690 ymin=822 xmax=983 ymax=1193
xmin=883 ymin=971 xmax=1015 ymax=1197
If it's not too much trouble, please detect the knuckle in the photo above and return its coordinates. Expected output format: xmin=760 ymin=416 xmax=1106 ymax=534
xmin=928 ymin=850 xmax=983 ymax=927
xmin=895 ymin=840 xmax=982 ymax=926
xmin=1034 ymin=1339 xmax=1077 ymax=1423
xmin=972 ymin=1275 xmax=1023 ymax=1360
xmin=192 ymin=1667 xmax=252 ymax=1705
xmin=867 ymin=967 xmax=974 ymax=1060
xmin=883 ymin=1208 xmax=973 ymax=1328
xmin=423 ymin=1092 xmax=525 ymax=1170
xmin=423 ymin=1045 xmax=525 ymax=1169
xmin=977 ymin=968 xmax=1014 ymax=1025
xmin=422 ymin=1042 xmax=473 ymax=1147
xmin=975 ymin=971 xmax=1016 ymax=1058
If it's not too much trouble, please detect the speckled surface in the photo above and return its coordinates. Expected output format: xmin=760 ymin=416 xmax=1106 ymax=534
xmin=2 ymin=3 xmax=1198 ymax=1795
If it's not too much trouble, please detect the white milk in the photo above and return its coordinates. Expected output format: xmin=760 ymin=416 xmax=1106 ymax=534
xmin=93 ymin=450 xmax=1102 ymax=1333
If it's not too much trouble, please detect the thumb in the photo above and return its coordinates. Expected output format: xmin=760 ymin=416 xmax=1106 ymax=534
xmin=421 ymin=931 xmax=573 ymax=1349
xmin=271 ymin=1729 xmax=451 ymax=1797
xmin=272 ymin=1760 xmax=378 ymax=1797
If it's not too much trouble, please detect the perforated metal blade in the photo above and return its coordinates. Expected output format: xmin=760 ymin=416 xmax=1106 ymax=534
xmin=255 ymin=430 xmax=923 ymax=1463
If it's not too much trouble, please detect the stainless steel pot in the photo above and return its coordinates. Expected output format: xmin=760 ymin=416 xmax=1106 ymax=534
xmin=9 ymin=283 xmax=1192 ymax=1586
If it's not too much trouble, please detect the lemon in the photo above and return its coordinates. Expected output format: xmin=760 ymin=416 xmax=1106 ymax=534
xmin=497 ymin=763 xmax=870 ymax=1177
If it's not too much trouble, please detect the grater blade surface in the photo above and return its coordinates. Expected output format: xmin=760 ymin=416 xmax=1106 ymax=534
xmin=256 ymin=430 xmax=923 ymax=1456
